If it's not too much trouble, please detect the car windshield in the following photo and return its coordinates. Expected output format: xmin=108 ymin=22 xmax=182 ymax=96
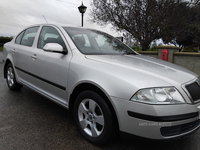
xmin=63 ymin=27 xmax=137 ymax=55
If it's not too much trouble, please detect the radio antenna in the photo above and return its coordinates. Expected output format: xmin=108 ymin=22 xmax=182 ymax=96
xmin=42 ymin=15 xmax=48 ymax=23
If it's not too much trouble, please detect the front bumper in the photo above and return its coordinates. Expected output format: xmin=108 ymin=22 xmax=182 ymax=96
xmin=111 ymin=97 xmax=200 ymax=140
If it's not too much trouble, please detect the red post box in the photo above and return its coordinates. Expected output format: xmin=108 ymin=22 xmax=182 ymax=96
xmin=161 ymin=49 xmax=168 ymax=61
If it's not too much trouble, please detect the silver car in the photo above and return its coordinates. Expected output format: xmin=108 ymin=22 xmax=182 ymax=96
xmin=3 ymin=24 xmax=200 ymax=145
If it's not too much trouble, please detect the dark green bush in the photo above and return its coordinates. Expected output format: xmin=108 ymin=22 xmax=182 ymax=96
xmin=132 ymin=46 xmax=158 ymax=51
xmin=181 ymin=47 xmax=199 ymax=52
xmin=0 ymin=46 xmax=3 ymax=51
xmin=147 ymin=46 xmax=158 ymax=51
xmin=132 ymin=46 xmax=142 ymax=51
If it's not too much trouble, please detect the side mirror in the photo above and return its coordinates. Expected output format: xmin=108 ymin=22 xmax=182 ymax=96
xmin=43 ymin=43 xmax=65 ymax=53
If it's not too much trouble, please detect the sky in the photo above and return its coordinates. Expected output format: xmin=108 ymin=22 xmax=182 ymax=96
xmin=0 ymin=0 xmax=120 ymax=37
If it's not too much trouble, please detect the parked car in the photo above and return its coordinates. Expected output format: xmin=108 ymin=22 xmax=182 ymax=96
xmin=3 ymin=24 xmax=200 ymax=145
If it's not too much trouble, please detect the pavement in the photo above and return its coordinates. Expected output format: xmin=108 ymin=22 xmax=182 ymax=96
xmin=0 ymin=63 xmax=200 ymax=150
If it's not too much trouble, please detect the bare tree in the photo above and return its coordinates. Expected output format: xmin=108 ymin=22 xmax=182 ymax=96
xmin=90 ymin=0 xmax=175 ymax=50
xmin=90 ymin=0 xmax=159 ymax=50
xmin=162 ymin=1 xmax=200 ymax=48
xmin=90 ymin=0 xmax=200 ymax=50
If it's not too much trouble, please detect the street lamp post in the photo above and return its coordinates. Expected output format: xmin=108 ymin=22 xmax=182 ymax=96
xmin=78 ymin=2 xmax=87 ymax=27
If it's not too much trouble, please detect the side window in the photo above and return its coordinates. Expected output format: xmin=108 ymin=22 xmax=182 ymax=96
xmin=37 ymin=26 xmax=66 ymax=49
xmin=15 ymin=31 xmax=25 ymax=44
xmin=21 ymin=26 xmax=39 ymax=47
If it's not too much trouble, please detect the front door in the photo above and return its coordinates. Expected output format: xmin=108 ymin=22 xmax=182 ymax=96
xmin=29 ymin=26 xmax=71 ymax=104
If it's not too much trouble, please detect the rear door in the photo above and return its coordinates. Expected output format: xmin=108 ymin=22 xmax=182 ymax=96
xmin=13 ymin=26 xmax=40 ymax=84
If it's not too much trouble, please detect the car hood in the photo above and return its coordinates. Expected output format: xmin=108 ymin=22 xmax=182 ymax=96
xmin=85 ymin=54 xmax=197 ymax=86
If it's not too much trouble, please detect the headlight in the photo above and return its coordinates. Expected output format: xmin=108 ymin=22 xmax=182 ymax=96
xmin=131 ymin=87 xmax=185 ymax=104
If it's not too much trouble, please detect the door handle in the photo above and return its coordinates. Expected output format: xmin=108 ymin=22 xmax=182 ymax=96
xmin=31 ymin=54 xmax=37 ymax=59
xmin=12 ymin=49 xmax=15 ymax=54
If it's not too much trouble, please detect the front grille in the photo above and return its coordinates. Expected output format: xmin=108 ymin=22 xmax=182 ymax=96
xmin=161 ymin=120 xmax=200 ymax=137
xmin=186 ymin=82 xmax=200 ymax=102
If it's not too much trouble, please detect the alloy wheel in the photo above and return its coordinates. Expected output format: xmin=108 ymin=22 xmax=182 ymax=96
xmin=78 ymin=98 xmax=104 ymax=137
xmin=7 ymin=67 xmax=15 ymax=87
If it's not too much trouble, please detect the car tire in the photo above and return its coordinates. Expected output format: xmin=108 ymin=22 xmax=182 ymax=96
xmin=74 ymin=90 xmax=114 ymax=145
xmin=6 ymin=63 xmax=23 ymax=91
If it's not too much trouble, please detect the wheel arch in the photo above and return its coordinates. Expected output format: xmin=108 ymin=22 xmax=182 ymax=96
xmin=69 ymin=83 xmax=119 ymax=131
xmin=4 ymin=59 xmax=12 ymax=78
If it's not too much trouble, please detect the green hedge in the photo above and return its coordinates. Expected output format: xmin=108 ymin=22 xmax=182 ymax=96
xmin=132 ymin=46 xmax=158 ymax=51
xmin=0 ymin=46 xmax=3 ymax=51
xmin=181 ymin=47 xmax=199 ymax=52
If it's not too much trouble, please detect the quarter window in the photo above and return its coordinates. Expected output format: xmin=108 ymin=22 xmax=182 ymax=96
xmin=21 ymin=26 xmax=39 ymax=47
xmin=37 ymin=26 xmax=66 ymax=49
xmin=15 ymin=31 xmax=25 ymax=44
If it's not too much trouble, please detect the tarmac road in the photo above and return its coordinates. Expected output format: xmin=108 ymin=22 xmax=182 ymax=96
xmin=0 ymin=60 xmax=200 ymax=150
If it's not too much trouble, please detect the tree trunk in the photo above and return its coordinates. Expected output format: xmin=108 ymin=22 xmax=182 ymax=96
xmin=141 ymin=42 xmax=150 ymax=51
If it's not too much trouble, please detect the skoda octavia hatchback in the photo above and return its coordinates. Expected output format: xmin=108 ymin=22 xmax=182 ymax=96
xmin=3 ymin=24 xmax=200 ymax=145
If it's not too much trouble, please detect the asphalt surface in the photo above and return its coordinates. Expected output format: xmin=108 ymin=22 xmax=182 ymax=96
xmin=0 ymin=56 xmax=200 ymax=150
xmin=0 ymin=51 xmax=4 ymax=63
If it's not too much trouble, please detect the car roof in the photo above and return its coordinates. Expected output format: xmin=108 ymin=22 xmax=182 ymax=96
xmin=14 ymin=23 xmax=84 ymax=37
xmin=24 ymin=23 xmax=83 ymax=29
